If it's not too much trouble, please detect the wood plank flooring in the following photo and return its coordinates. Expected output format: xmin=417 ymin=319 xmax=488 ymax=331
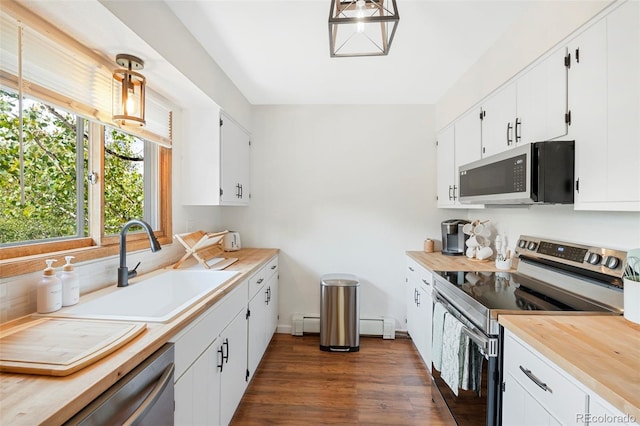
xmin=231 ymin=334 xmax=447 ymax=425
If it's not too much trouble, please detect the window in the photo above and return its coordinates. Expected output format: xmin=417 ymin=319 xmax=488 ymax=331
xmin=104 ymin=127 xmax=158 ymax=235
xmin=0 ymin=3 xmax=174 ymax=276
xmin=0 ymin=89 xmax=88 ymax=245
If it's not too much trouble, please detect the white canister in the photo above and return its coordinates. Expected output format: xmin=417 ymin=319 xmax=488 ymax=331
xmin=624 ymin=278 xmax=640 ymax=324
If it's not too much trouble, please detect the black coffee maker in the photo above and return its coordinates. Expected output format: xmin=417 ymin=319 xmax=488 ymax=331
xmin=441 ymin=219 xmax=470 ymax=256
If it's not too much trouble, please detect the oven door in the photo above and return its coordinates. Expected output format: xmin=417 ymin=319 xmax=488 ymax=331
xmin=432 ymin=291 xmax=500 ymax=426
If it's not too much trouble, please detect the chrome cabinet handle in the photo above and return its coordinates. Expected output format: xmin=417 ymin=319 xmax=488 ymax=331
xmin=257 ymin=278 xmax=264 ymax=284
xmin=507 ymin=122 xmax=513 ymax=145
xmin=519 ymin=365 xmax=551 ymax=392
xmin=408 ymin=266 xmax=414 ymax=272
xmin=515 ymin=118 xmax=521 ymax=143
xmin=123 ymin=363 xmax=175 ymax=426
xmin=271 ymin=265 xmax=277 ymax=270
xmin=452 ymin=185 xmax=457 ymax=200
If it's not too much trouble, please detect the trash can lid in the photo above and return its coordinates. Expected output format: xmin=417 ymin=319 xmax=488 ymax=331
xmin=321 ymin=273 xmax=359 ymax=287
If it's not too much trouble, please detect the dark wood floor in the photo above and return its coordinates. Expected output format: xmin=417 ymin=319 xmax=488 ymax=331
xmin=231 ymin=334 xmax=447 ymax=425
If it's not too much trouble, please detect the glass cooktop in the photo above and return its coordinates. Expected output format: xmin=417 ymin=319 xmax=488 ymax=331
xmin=433 ymin=270 xmax=611 ymax=313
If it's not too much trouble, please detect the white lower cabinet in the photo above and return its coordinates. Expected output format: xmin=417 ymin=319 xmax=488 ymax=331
xmin=503 ymin=329 xmax=587 ymax=425
xmin=171 ymin=279 xmax=249 ymax=426
xmin=219 ymin=309 xmax=250 ymax=426
xmin=247 ymin=255 xmax=279 ymax=381
xmin=502 ymin=328 xmax=638 ymax=426
xmin=405 ymin=256 xmax=433 ymax=368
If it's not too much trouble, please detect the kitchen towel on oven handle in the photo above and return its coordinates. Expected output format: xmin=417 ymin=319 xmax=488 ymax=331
xmin=432 ymin=302 xmax=447 ymax=371
xmin=440 ymin=313 xmax=469 ymax=397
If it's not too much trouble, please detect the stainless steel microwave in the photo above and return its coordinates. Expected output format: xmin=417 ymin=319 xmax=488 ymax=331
xmin=458 ymin=141 xmax=575 ymax=205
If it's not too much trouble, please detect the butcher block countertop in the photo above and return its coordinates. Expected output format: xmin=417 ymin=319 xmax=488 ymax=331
xmin=0 ymin=248 xmax=278 ymax=426
xmin=500 ymin=315 xmax=640 ymax=420
xmin=406 ymin=250 xmax=517 ymax=272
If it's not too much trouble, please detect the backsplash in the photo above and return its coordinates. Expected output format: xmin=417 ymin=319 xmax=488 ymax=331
xmin=0 ymin=243 xmax=184 ymax=323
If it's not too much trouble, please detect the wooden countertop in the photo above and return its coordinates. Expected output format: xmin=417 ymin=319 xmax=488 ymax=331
xmin=406 ymin=250 xmax=517 ymax=272
xmin=499 ymin=315 xmax=640 ymax=420
xmin=0 ymin=248 xmax=278 ymax=426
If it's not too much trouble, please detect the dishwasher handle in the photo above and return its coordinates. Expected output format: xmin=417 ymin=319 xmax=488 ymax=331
xmin=123 ymin=362 xmax=175 ymax=426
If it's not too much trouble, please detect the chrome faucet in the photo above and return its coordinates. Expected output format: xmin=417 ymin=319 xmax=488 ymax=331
xmin=118 ymin=219 xmax=162 ymax=287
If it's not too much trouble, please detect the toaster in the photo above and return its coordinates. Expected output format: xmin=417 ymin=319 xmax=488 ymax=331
xmin=224 ymin=232 xmax=241 ymax=251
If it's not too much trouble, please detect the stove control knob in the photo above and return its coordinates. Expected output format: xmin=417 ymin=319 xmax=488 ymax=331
xmin=587 ymin=253 xmax=602 ymax=265
xmin=604 ymin=256 xmax=621 ymax=269
xmin=527 ymin=241 xmax=538 ymax=251
xmin=518 ymin=240 xmax=527 ymax=249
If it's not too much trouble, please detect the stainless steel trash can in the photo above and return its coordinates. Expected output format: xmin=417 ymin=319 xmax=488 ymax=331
xmin=320 ymin=273 xmax=360 ymax=352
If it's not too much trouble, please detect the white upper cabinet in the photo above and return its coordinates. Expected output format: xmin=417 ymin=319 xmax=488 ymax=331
xmin=182 ymin=108 xmax=251 ymax=206
xmin=220 ymin=112 xmax=251 ymax=206
xmin=567 ymin=19 xmax=608 ymax=205
xmin=568 ymin=0 xmax=640 ymax=211
xmin=481 ymin=82 xmax=517 ymax=157
xmin=481 ymin=48 xmax=568 ymax=158
xmin=516 ymin=48 xmax=569 ymax=145
xmin=436 ymin=109 xmax=484 ymax=209
xmin=436 ymin=124 xmax=456 ymax=208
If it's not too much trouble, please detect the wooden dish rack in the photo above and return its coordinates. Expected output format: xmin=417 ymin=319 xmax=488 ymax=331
xmin=173 ymin=230 xmax=238 ymax=270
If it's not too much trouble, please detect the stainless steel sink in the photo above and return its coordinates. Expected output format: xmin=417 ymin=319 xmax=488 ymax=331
xmin=52 ymin=269 xmax=239 ymax=323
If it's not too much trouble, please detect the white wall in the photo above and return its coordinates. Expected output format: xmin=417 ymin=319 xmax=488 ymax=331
xmin=220 ymin=105 xmax=446 ymax=333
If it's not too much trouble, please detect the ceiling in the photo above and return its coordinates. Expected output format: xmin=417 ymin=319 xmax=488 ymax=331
xmin=165 ymin=0 xmax=533 ymax=105
xmin=21 ymin=0 xmax=535 ymax=107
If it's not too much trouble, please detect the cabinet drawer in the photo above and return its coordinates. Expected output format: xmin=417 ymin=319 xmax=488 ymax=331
xmin=504 ymin=331 xmax=587 ymax=425
xmin=170 ymin=279 xmax=248 ymax=380
xmin=406 ymin=257 xmax=421 ymax=282
xmin=265 ymin=256 xmax=278 ymax=280
xmin=416 ymin=268 xmax=432 ymax=288
xmin=248 ymin=267 xmax=267 ymax=299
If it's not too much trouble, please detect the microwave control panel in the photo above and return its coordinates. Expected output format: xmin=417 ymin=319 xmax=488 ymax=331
xmin=512 ymin=155 xmax=526 ymax=192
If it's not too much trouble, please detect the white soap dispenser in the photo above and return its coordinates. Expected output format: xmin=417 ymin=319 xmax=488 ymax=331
xmin=60 ymin=256 xmax=79 ymax=306
xmin=37 ymin=259 xmax=62 ymax=313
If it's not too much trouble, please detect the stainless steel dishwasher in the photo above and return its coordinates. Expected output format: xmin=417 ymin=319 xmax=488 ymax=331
xmin=65 ymin=343 xmax=175 ymax=426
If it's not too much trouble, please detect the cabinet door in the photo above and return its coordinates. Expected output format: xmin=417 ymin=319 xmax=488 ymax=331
xmin=266 ymin=273 xmax=279 ymax=337
xmin=174 ymin=340 xmax=221 ymax=425
xmin=416 ymin=279 xmax=432 ymax=368
xmin=517 ymin=48 xmax=568 ymax=145
xmin=219 ymin=308 xmax=249 ymax=426
xmin=606 ymin=0 xmax=640 ymax=204
xmin=567 ymin=20 xmax=608 ymax=205
xmin=220 ymin=112 xmax=251 ymax=206
xmin=247 ymin=285 xmax=267 ymax=379
xmin=455 ymin=107 xmax=482 ymax=174
xmin=481 ymin=83 xmax=516 ymax=157
xmin=436 ymin=125 xmax=455 ymax=207
xmin=502 ymin=369 xmax=561 ymax=426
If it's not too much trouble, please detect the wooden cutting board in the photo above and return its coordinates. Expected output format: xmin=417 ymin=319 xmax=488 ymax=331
xmin=0 ymin=318 xmax=146 ymax=376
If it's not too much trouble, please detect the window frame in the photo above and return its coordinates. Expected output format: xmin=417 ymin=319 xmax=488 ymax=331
xmin=0 ymin=103 xmax=173 ymax=278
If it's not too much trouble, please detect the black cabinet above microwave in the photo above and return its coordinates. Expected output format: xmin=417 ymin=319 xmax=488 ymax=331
xmin=458 ymin=141 xmax=575 ymax=205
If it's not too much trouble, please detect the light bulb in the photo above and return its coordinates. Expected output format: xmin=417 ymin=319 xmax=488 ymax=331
xmin=125 ymin=86 xmax=137 ymax=115
xmin=356 ymin=0 xmax=365 ymax=33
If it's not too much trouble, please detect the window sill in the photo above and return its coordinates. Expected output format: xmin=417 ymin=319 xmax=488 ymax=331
xmin=0 ymin=235 xmax=173 ymax=279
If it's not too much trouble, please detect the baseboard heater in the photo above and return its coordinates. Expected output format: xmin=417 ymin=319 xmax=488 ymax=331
xmin=291 ymin=314 xmax=395 ymax=339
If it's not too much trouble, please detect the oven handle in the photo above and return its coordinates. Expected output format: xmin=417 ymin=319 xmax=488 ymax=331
xmin=433 ymin=292 xmax=498 ymax=358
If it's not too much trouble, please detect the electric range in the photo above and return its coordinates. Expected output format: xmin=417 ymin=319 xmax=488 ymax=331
xmin=430 ymin=235 xmax=626 ymax=426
